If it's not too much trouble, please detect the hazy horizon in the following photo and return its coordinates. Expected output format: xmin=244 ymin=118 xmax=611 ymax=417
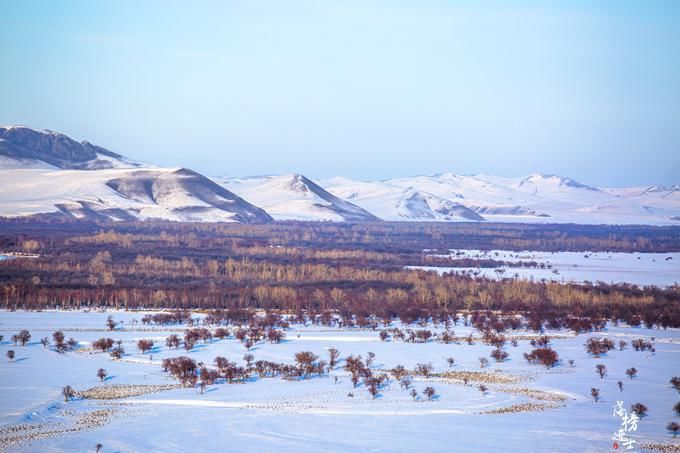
xmin=1 ymin=1 xmax=679 ymax=186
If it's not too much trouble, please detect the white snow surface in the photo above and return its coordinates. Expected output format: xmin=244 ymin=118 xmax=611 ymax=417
xmin=2 ymin=160 xmax=680 ymax=224
xmin=215 ymin=174 xmax=378 ymax=221
xmin=0 ymin=168 xmax=242 ymax=222
xmin=320 ymin=173 xmax=680 ymax=224
xmin=1 ymin=311 xmax=679 ymax=452
xmin=410 ymin=250 xmax=680 ymax=287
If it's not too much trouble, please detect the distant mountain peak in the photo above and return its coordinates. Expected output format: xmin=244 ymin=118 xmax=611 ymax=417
xmin=0 ymin=125 xmax=135 ymax=170
xmin=521 ymin=173 xmax=598 ymax=191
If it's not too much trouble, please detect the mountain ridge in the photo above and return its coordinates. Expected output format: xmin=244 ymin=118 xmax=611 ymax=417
xmin=0 ymin=125 xmax=678 ymax=225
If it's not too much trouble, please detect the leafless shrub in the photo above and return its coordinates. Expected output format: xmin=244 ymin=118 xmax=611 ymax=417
xmin=667 ymin=421 xmax=680 ymax=437
xmin=423 ymin=386 xmax=436 ymax=400
xmin=137 ymin=339 xmax=154 ymax=354
xmin=596 ymin=364 xmax=607 ymax=379
xmin=63 ymin=385 xmax=75 ymax=402
xmin=416 ymin=362 xmax=433 ymax=377
xmin=524 ymin=347 xmax=559 ymax=368
xmin=93 ymin=338 xmax=114 ymax=352
xmin=631 ymin=403 xmax=648 ymax=417
xmin=491 ymin=348 xmax=509 ymax=362
xmin=328 ymin=347 xmax=340 ymax=369
xmin=591 ymin=388 xmax=600 ymax=402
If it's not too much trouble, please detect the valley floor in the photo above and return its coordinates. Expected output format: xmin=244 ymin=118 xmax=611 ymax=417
xmin=1 ymin=311 xmax=679 ymax=452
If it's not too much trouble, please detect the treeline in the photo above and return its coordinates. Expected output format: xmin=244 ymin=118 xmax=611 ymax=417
xmin=1 ymin=221 xmax=680 ymax=328
xmin=2 ymin=218 xmax=680 ymax=253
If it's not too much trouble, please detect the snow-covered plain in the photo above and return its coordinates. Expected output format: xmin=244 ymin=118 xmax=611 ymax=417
xmin=1 ymin=311 xmax=679 ymax=452
xmin=410 ymin=250 xmax=680 ymax=287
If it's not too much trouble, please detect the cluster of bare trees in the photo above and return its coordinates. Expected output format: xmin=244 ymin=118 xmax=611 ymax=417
xmin=11 ymin=330 xmax=31 ymax=346
xmin=3 ymin=221 xmax=679 ymax=330
xmin=136 ymin=339 xmax=154 ymax=354
xmin=52 ymin=331 xmax=77 ymax=353
xmin=584 ymin=338 xmax=615 ymax=357
xmin=141 ymin=312 xmax=192 ymax=325
xmin=162 ymin=349 xmax=335 ymax=388
xmin=524 ymin=347 xmax=559 ymax=368
xmin=631 ymin=338 xmax=654 ymax=352
xmin=93 ymin=338 xmax=114 ymax=352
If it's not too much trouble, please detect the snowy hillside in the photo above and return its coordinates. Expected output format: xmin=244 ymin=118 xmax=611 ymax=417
xmin=320 ymin=174 xmax=680 ymax=224
xmin=0 ymin=168 xmax=272 ymax=223
xmin=216 ymin=174 xmax=380 ymax=222
xmin=0 ymin=125 xmax=141 ymax=170
xmin=0 ymin=125 xmax=678 ymax=224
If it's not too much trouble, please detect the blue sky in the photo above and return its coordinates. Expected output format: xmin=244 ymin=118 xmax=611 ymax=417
xmin=1 ymin=1 xmax=678 ymax=186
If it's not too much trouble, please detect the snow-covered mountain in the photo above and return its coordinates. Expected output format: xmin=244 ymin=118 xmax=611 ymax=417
xmin=0 ymin=167 xmax=273 ymax=222
xmin=216 ymin=174 xmax=379 ymax=221
xmin=319 ymin=174 xmax=680 ymax=224
xmin=0 ymin=125 xmax=678 ymax=224
xmin=0 ymin=125 xmax=140 ymax=170
xmin=0 ymin=126 xmax=271 ymax=223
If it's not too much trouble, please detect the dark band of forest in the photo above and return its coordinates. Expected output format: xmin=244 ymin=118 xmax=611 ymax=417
xmin=1 ymin=220 xmax=679 ymax=329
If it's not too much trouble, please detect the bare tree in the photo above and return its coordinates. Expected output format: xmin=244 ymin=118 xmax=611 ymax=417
xmin=446 ymin=357 xmax=455 ymax=368
xmin=6 ymin=350 xmax=15 ymax=361
xmin=390 ymin=365 xmax=408 ymax=380
xmin=400 ymin=376 xmax=412 ymax=390
xmin=670 ymin=377 xmax=680 ymax=393
xmin=110 ymin=346 xmax=124 ymax=359
xmin=674 ymin=401 xmax=680 ymax=418
xmin=490 ymin=348 xmax=508 ymax=362
xmin=591 ymin=388 xmax=600 ymax=402
xmin=366 ymin=352 xmax=376 ymax=368
xmin=478 ymin=384 xmax=488 ymax=396
xmin=17 ymin=330 xmax=31 ymax=346
xmin=63 ymin=385 xmax=75 ymax=402
xmin=328 ymin=347 xmax=340 ymax=369
xmin=295 ymin=351 xmax=319 ymax=378
xmin=631 ymin=403 xmax=648 ymax=417
xmin=166 ymin=334 xmax=180 ymax=349
xmin=626 ymin=367 xmax=638 ymax=379
xmin=53 ymin=331 xmax=67 ymax=353
xmin=667 ymin=422 xmax=680 ymax=438
xmin=479 ymin=357 xmax=489 ymax=368
xmin=416 ymin=362 xmax=433 ymax=378
xmin=137 ymin=339 xmax=154 ymax=354
xmin=618 ymin=381 xmax=624 ymax=392
xmin=106 ymin=316 xmax=117 ymax=331
xmin=423 ymin=386 xmax=436 ymax=400
xmin=93 ymin=338 xmax=114 ymax=352
xmin=596 ymin=364 xmax=607 ymax=379
xmin=214 ymin=327 xmax=229 ymax=339
xmin=95 ymin=443 xmax=103 ymax=453
xmin=40 ymin=337 xmax=49 ymax=348
xmin=97 ymin=368 xmax=107 ymax=382
xmin=410 ymin=388 xmax=418 ymax=401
